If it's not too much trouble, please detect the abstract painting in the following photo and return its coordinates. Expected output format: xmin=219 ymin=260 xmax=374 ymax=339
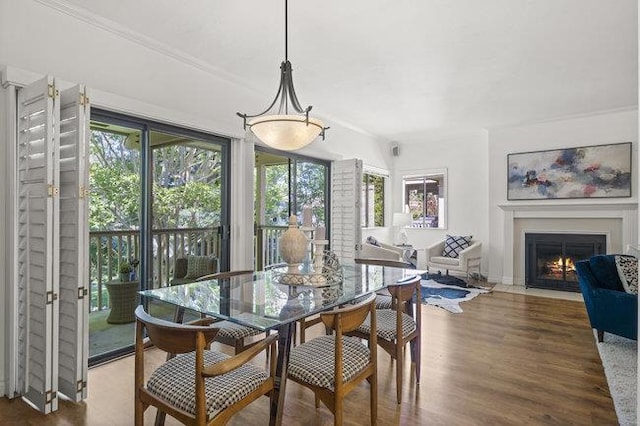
xmin=507 ymin=142 xmax=632 ymax=200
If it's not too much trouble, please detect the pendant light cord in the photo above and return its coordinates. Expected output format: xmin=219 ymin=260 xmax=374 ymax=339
xmin=285 ymin=0 xmax=288 ymax=62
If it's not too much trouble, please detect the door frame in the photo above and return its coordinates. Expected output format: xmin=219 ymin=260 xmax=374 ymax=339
xmin=89 ymin=109 xmax=231 ymax=364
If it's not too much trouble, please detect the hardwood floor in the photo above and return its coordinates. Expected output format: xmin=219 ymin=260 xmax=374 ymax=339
xmin=0 ymin=290 xmax=618 ymax=425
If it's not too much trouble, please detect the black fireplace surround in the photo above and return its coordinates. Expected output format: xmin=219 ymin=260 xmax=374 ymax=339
xmin=525 ymin=233 xmax=606 ymax=292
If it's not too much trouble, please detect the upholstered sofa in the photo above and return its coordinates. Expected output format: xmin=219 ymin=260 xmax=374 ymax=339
xmin=359 ymin=237 xmax=417 ymax=267
xmin=360 ymin=239 xmax=404 ymax=262
xmin=575 ymin=254 xmax=637 ymax=342
xmin=170 ymin=255 xmax=218 ymax=285
xmin=425 ymin=236 xmax=481 ymax=278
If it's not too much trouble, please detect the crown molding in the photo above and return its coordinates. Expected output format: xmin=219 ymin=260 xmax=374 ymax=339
xmin=487 ymin=106 xmax=638 ymax=132
xmin=33 ymin=0 xmax=249 ymax=91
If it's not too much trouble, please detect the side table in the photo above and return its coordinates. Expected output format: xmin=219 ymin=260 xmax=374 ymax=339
xmin=105 ymin=280 xmax=140 ymax=324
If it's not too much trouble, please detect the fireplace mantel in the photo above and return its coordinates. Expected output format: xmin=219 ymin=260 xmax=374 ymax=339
xmin=497 ymin=201 xmax=638 ymax=285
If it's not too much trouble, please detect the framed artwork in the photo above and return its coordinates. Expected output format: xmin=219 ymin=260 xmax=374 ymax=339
xmin=507 ymin=142 xmax=632 ymax=200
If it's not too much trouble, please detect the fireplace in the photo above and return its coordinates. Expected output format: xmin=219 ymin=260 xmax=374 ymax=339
xmin=525 ymin=233 xmax=606 ymax=292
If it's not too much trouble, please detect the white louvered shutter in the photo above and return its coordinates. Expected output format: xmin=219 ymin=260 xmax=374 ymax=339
xmin=57 ymin=85 xmax=90 ymax=401
xmin=17 ymin=76 xmax=60 ymax=413
xmin=330 ymin=159 xmax=362 ymax=261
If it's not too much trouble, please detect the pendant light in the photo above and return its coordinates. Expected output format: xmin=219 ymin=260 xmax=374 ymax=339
xmin=237 ymin=0 xmax=328 ymax=150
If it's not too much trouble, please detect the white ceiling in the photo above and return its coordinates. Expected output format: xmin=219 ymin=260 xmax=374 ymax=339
xmin=63 ymin=0 xmax=637 ymax=142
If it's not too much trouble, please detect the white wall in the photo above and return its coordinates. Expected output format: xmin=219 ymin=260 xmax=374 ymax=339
xmin=392 ymin=130 xmax=490 ymax=273
xmin=487 ymin=109 xmax=639 ymax=283
xmin=0 ymin=0 xmax=390 ymax=397
xmin=0 ymin=0 xmax=390 ymax=169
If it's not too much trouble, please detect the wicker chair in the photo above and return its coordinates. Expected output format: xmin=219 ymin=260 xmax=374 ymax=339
xmin=170 ymin=256 xmax=218 ymax=286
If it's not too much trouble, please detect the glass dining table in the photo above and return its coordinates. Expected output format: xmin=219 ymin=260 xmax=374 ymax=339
xmin=139 ymin=262 xmax=423 ymax=426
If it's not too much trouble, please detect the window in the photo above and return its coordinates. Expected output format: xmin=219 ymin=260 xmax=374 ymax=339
xmin=255 ymin=149 xmax=329 ymax=227
xmin=402 ymin=169 xmax=446 ymax=229
xmin=254 ymin=147 xmax=330 ymax=269
xmin=362 ymin=172 xmax=386 ymax=227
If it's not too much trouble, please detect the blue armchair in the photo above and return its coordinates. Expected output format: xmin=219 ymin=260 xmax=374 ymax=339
xmin=575 ymin=255 xmax=637 ymax=342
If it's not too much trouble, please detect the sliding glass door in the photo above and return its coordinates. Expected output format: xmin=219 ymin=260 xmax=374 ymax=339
xmin=254 ymin=147 xmax=329 ymax=269
xmin=88 ymin=110 xmax=230 ymax=364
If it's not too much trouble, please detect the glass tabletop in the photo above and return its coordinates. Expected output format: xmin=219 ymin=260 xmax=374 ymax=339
xmin=139 ymin=263 xmax=422 ymax=331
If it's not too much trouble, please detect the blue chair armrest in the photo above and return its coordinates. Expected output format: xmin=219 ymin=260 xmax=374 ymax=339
xmin=576 ymin=259 xmax=638 ymax=340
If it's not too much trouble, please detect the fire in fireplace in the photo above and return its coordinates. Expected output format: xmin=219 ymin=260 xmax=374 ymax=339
xmin=525 ymin=233 xmax=606 ymax=292
xmin=539 ymin=256 xmax=577 ymax=281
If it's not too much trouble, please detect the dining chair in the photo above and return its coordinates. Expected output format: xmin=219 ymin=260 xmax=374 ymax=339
xmin=300 ymin=258 xmax=415 ymax=343
xmin=346 ymin=275 xmax=421 ymax=404
xmin=263 ymin=262 xmax=324 ymax=345
xmin=354 ymin=258 xmax=415 ymax=309
xmin=287 ymin=293 xmax=378 ymax=426
xmin=134 ymin=305 xmax=277 ymax=426
xmin=196 ymin=270 xmax=267 ymax=353
xmin=171 ymin=270 xmax=265 ymax=354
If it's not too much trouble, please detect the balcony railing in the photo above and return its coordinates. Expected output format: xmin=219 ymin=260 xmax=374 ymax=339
xmin=90 ymin=225 xmax=307 ymax=312
xmin=255 ymin=225 xmax=288 ymax=269
xmin=89 ymin=227 xmax=220 ymax=312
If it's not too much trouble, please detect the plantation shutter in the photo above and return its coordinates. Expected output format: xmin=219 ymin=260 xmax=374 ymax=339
xmin=16 ymin=76 xmax=60 ymax=413
xmin=330 ymin=159 xmax=362 ymax=261
xmin=57 ymin=85 xmax=90 ymax=401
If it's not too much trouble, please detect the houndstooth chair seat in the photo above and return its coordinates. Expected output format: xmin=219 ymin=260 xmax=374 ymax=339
xmin=353 ymin=259 xmax=417 ymax=310
xmin=357 ymin=309 xmax=416 ymax=341
xmin=134 ymin=305 xmax=277 ymax=426
xmin=147 ymin=351 xmax=268 ymax=419
xmin=288 ymin=336 xmax=370 ymax=391
xmin=285 ymin=293 xmax=378 ymax=426
xmin=213 ymin=320 xmax=264 ymax=340
xmin=193 ymin=270 xmax=267 ymax=354
xmin=374 ymin=293 xmax=393 ymax=309
xmin=345 ymin=276 xmax=422 ymax=404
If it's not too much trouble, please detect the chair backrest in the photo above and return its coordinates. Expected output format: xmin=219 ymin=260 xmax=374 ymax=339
xmin=320 ymin=292 xmax=377 ymax=392
xmin=387 ymin=276 xmax=422 ymax=329
xmin=135 ymin=305 xmax=278 ymax=425
xmin=135 ymin=305 xmax=219 ymax=355
xmin=195 ymin=270 xmax=254 ymax=282
xmin=173 ymin=257 xmax=188 ymax=279
xmin=355 ymin=258 xmax=413 ymax=269
xmin=320 ymin=292 xmax=377 ymax=334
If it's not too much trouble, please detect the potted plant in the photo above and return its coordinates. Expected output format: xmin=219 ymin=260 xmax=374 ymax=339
xmin=119 ymin=261 xmax=133 ymax=282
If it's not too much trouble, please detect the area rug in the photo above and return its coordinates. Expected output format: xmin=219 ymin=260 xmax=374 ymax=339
xmin=421 ymin=271 xmax=470 ymax=287
xmin=420 ymin=280 xmax=490 ymax=313
xmin=595 ymin=331 xmax=637 ymax=426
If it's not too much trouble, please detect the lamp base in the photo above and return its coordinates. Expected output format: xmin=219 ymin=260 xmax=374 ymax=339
xmin=398 ymin=230 xmax=409 ymax=246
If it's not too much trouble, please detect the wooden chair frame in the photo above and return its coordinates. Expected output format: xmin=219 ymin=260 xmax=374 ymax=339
xmin=347 ymin=275 xmax=421 ymax=404
xmin=288 ymin=293 xmax=378 ymax=426
xmin=299 ymin=259 xmax=417 ymax=343
xmin=354 ymin=258 xmax=416 ymax=310
xmin=171 ymin=270 xmax=263 ymax=354
xmin=134 ymin=305 xmax=277 ymax=426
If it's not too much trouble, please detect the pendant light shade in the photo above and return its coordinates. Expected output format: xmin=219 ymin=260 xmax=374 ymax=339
xmin=237 ymin=0 xmax=328 ymax=151
xmin=248 ymin=114 xmax=325 ymax=151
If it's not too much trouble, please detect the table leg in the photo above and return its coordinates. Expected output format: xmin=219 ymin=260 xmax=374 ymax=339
xmin=269 ymin=322 xmax=295 ymax=426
